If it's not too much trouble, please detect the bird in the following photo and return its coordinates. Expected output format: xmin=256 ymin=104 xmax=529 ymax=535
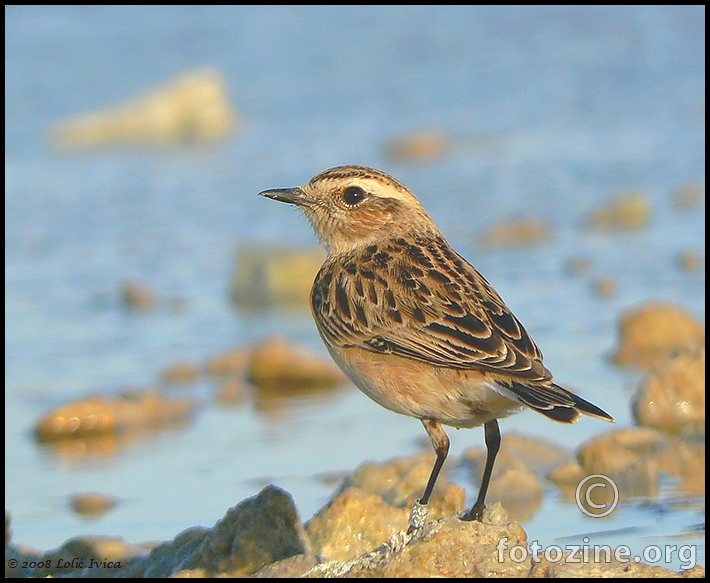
xmin=259 ymin=165 xmax=613 ymax=531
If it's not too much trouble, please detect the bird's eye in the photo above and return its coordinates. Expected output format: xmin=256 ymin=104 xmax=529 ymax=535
xmin=342 ymin=186 xmax=366 ymax=206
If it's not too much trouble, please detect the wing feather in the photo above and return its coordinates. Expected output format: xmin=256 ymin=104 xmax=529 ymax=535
xmin=311 ymin=235 xmax=551 ymax=383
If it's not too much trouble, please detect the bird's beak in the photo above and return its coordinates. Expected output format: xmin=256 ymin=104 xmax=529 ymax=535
xmin=259 ymin=186 xmax=309 ymax=206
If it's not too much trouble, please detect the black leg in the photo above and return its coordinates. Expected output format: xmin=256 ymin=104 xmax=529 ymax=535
xmin=461 ymin=419 xmax=501 ymax=521
xmin=407 ymin=419 xmax=450 ymax=533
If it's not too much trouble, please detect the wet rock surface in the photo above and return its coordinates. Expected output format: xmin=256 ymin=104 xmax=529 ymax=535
xmin=34 ymin=389 xmax=195 ymax=443
xmin=633 ymin=346 xmax=705 ymax=437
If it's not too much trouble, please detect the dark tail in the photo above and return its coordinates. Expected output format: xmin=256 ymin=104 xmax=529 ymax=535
xmin=507 ymin=382 xmax=614 ymax=424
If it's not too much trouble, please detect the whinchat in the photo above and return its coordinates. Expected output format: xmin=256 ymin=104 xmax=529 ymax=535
xmin=260 ymin=165 xmax=613 ymax=531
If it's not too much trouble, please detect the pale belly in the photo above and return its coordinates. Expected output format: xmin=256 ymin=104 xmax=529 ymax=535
xmin=326 ymin=344 xmax=523 ymax=428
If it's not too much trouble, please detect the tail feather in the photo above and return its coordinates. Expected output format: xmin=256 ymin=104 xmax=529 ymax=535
xmin=507 ymin=382 xmax=614 ymax=424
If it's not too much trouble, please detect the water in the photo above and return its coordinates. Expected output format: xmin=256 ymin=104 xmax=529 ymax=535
xmin=5 ymin=5 xmax=705 ymax=571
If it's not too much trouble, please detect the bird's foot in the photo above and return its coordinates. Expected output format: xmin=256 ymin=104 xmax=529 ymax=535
xmin=460 ymin=503 xmax=485 ymax=522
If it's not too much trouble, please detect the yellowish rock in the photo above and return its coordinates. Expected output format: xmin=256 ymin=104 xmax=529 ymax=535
xmin=673 ymin=182 xmax=705 ymax=208
xmin=586 ymin=190 xmax=651 ymax=230
xmin=69 ymin=492 xmax=117 ymax=517
xmin=34 ymin=390 xmax=194 ymax=443
xmin=633 ymin=347 xmax=705 ymax=437
xmin=159 ymin=361 xmax=200 ymax=384
xmin=592 ymin=275 xmax=617 ymax=298
xmin=612 ymin=302 xmax=705 ymax=369
xmin=384 ymin=130 xmax=451 ymax=162
xmin=247 ymin=336 xmax=347 ymax=390
xmin=205 ymin=347 xmax=252 ymax=377
xmin=120 ymin=278 xmax=158 ymax=311
xmin=576 ymin=427 xmax=669 ymax=499
xmin=677 ymin=249 xmax=701 ymax=272
xmin=231 ymin=247 xmax=325 ymax=308
xmin=478 ymin=217 xmax=553 ymax=249
xmin=49 ymin=68 xmax=238 ymax=150
xmin=305 ymin=488 xmax=408 ymax=562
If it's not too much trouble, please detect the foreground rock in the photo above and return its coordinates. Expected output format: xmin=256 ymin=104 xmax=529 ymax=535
xmin=6 ymin=479 xmax=703 ymax=578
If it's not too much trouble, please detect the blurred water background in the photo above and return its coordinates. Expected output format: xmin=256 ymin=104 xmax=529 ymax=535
xmin=5 ymin=6 xmax=704 ymax=570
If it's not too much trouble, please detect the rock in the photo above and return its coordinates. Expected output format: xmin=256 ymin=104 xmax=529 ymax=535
xmin=69 ymin=492 xmax=118 ymax=517
xmin=378 ymin=507 xmax=529 ymax=577
xmin=384 ymin=130 xmax=451 ymax=162
xmin=252 ymin=554 xmax=319 ymax=577
xmin=673 ymin=182 xmax=705 ymax=209
xmin=486 ymin=465 xmax=543 ymax=522
xmin=214 ymin=377 xmax=249 ymax=407
xmin=159 ymin=361 xmax=200 ymax=384
xmin=633 ymin=347 xmax=704 ymax=437
xmin=546 ymin=461 xmax=587 ymax=499
xmin=612 ymin=302 xmax=705 ymax=369
xmin=656 ymin=436 xmax=705 ymax=496
xmin=34 ymin=389 xmax=195 ymax=443
xmin=121 ymin=485 xmax=309 ymax=577
xmin=205 ymin=347 xmax=252 ymax=377
xmin=336 ymin=452 xmax=465 ymax=521
xmin=529 ymin=552 xmax=704 ymax=577
xmin=586 ymin=190 xmax=651 ymax=230
xmin=462 ymin=431 xmax=570 ymax=521
xmin=464 ymin=448 xmax=543 ymax=523
xmin=576 ymin=427 xmax=669 ymax=500
xmin=120 ymin=279 xmax=158 ymax=311
xmin=478 ymin=217 xmax=553 ymax=249
xmin=677 ymin=249 xmax=702 ymax=272
xmin=247 ymin=336 xmax=347 ymax=390
xmin=49 ymin=68 xmax=238 ymax=150
xmin=231 ymin=246 xmax=324 ymax=308
xmin=556 ymin=427 xmax=699 ymax=510
xmin=305 ymin=504 xmax=530 ymax=578
xmin=564 ymin=255 xmax=592 ymax=276
xmin=305 ymin=488 xmax=408 ymax=562
xmin=592 ymin=275 xmax=617 ymax=298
